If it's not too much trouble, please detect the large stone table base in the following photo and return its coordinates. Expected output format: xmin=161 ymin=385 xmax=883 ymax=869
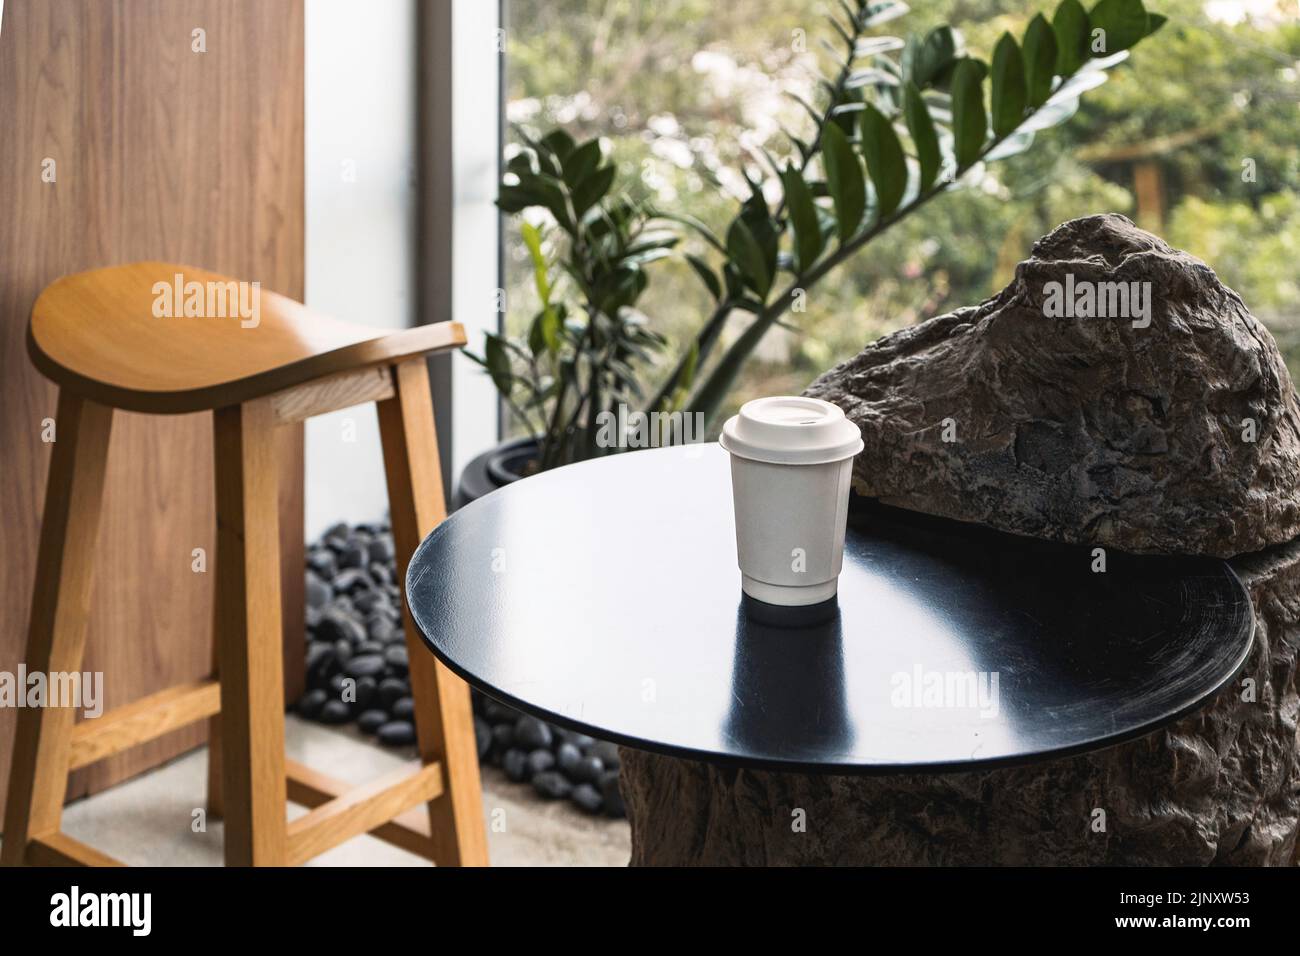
xmin=621 ymin=542 xmax=1300 ymax=866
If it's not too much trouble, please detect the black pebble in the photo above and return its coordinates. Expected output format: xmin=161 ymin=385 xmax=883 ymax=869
xmin=377 ymin=720 xmax=416 ymax=746
xmin=556 ymin=741 xmax=582 ymax=775
xmin=343 ymin=653 xmax=386 ymax=680
xmin=474 ymin=717 xmax=491 ymax=759
xmin=305 ymin=572 xmax=331 ymax=608
xmin=307 ymin=549 xmax=338 ymax=580
xmin=368 ymin=536 xmax=395 ymax=564
xmin=589 ymin=740 xmax=620 ymax=769
xmin=491 ymin=723 xmax=514 ymax=754
xmin=503 ymin=748 xmax=528 ymax=782
xmin=315 ymin=612 xmax=365 ymax=646
xmin=526 ymin=749 xmax=555 ymax=776
xmin=377 ymin=677 xmax=409 ymax=709
xmin=354 ymin=641 xmax=385 ymax=656
xmin=338 ymin=543 xmax=367 ymax=570
xmin=334 ymin=567 xmax=374 ymax=593
xmin=332 ymin=638 xmax=353 ymax=664
xmin=353 ymin=675 xmax=377 ymax=710
xmin=390 ymin=696 xmax=415 ymax=721
xmin=356 ymin=709 xmax=388 ymax=734
xmin=571 ymin=783 xmax=603 ymax=814
xmin=319 ymin=699 xmax=351 ymax=724
xmin=384 ymin=645 xmax=409 ymax=675
xmin=513 ymin=715 xmax=552 ymax=751
xmin=571 ymin=755 xmax=604 ymax=784
xmin=366 ymin=616 xmax=398 ymax=644
xmin=482 ymin=698 xmax=519 ymax=724
xmin=306 ymin=643 xmax=336 ymax=685
xmin=297 ymin=688 xmax=327 ymax=719
xmin=599 ymin=770 xmax=625 ymax=817
xmin=352 ymin=590 xmax=386 ymax=615
xmin=532 ymin=771 xmax=572 ymax=800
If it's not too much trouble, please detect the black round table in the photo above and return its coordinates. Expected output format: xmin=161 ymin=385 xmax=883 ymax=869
xmin=407 ymin=443 xmax=1253 ymax=775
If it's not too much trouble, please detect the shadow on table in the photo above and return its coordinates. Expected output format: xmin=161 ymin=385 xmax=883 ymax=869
xmin=723 ymin=599 xmax=854 ymax=764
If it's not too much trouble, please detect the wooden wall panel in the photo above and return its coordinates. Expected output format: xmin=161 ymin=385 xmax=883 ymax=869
xmin=0 ymin=0 xmax=305 ymax=818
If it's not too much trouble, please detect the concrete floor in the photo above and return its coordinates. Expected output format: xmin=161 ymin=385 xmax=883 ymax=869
xmin=8 ymin=715 xmax=630 ymax=866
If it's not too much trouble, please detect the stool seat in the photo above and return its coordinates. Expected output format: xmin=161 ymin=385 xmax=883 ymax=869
xmin=28 ymin=261 xmax=463 ymax=414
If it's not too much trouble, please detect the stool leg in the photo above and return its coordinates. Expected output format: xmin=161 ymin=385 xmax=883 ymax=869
xmin=212 ymin=399 xmax=287 ymax=866
xmin=2 ymin=392 xmax=113 ymax=866
xmin=377 ymin=358 xmax=489 ymax=867
xmin=205 ymin=596 xmax=224 ymax=819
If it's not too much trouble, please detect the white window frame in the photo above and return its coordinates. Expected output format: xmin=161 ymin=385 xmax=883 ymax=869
xmin=421 ymin=0 xmax=503 ymax=483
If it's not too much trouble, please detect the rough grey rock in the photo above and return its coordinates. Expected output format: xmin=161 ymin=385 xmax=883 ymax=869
xmin=620 ymin=216 xmax=1300 ymax=866
xmin=804 ymin=214 xmax=1300 ymax=558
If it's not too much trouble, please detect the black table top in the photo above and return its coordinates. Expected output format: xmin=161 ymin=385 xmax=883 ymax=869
xmin=407 ymin=443 xmax=1253 ymax=775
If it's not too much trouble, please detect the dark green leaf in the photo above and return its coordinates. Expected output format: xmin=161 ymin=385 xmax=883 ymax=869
xmin=571 ymin=164 xmax=615 ymax=218
xmin=860 ymin=105 xmax=907 ymax=218
xmin=725 ymin=218 xmax=771 ymax=298
xmin=911 ymin=26 xmax=960 ymax=88
xmin=1052 ymin=0 xmax=1090 ymax=75
xmin=685 ymin=254 xmax=723 ymax=300
xmin=483 ymin=334 xmax=514 ymax=394
xmin=904 ymin=82 xmax=941 ymax=192
xmin=1088 ymin=0 xmax=1149 ymax=55
xmin=820 ymin=122 xmax=865 ymax=243
xmin=950 ymin=58 xmax=988 ymax=169
xmin=506 ymin=151 xmax=536 ymax=177
xmin=561 ymin=139 xmax=602 ymax=188
xmin=1145 ymin=12 xmax=1167 ymax=34
xmin=498 ymin=174 xmax=570 ymax=227
xmin=990 ymin=33 xmax=1027 ymax=138
xmin=1022 ymin=14 xmax=1058 ymax=108
xmin=539 ymin=129 xmax=575 ymax=161
xmin=781 ymin=164 xmax=824 ymax=273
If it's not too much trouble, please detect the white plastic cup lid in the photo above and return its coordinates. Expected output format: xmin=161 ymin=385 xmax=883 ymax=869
xmin=719 ymin=396 xmax=864 ymax=465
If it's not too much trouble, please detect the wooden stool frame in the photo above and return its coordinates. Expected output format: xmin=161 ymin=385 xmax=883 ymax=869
xmin=2 ymin=353 xmax=488 ymax=867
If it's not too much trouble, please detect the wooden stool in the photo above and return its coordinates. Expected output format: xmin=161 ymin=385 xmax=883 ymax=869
xmin=2 ymin=262 xmax=488 ymax=867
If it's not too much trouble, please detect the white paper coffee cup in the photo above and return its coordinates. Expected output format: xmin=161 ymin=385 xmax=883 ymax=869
xmin=719 ymin=396 xmax=864 ymax=607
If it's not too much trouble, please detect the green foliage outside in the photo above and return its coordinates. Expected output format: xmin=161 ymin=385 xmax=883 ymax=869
xmin=502 ymin=0 xmax=1300 ymax=430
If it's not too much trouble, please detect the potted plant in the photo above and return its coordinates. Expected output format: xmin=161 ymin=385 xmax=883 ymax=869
xmin=460 ymin=0 xmax=1164 ymax=504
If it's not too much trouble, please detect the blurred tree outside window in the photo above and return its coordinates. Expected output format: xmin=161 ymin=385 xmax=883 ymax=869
xmin=503 ymin=0 xmax=1300 ymax=430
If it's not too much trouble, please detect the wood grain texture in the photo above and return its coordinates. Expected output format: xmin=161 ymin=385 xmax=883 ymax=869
xmin=285 ymin=759 xmax=437 ymax=861
xmin=0 ymin=0 xmax=305 ymax=819
xmin=26 ymin=831 xmax=124 ymax=867
xmin=68 ymin=679 xmax=221 ymax=771
xmin=30 ymin=262 xmax=464 ymax=414
xmin=285 ymin=760 xmax=444 ymax=866
xmin=379 ymin=359 xmax=489 ymax=867
xmin=271 ymin=365 xmax=396 ymax=425
xmin=0 ymin=392 xmax=113 ymax=864
xmin=212 ymin=399 xmax=288 ymax=866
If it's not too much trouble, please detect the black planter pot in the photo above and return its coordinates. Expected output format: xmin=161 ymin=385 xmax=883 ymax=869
xmin=454 ymin=436 xmax=540 ymax=509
